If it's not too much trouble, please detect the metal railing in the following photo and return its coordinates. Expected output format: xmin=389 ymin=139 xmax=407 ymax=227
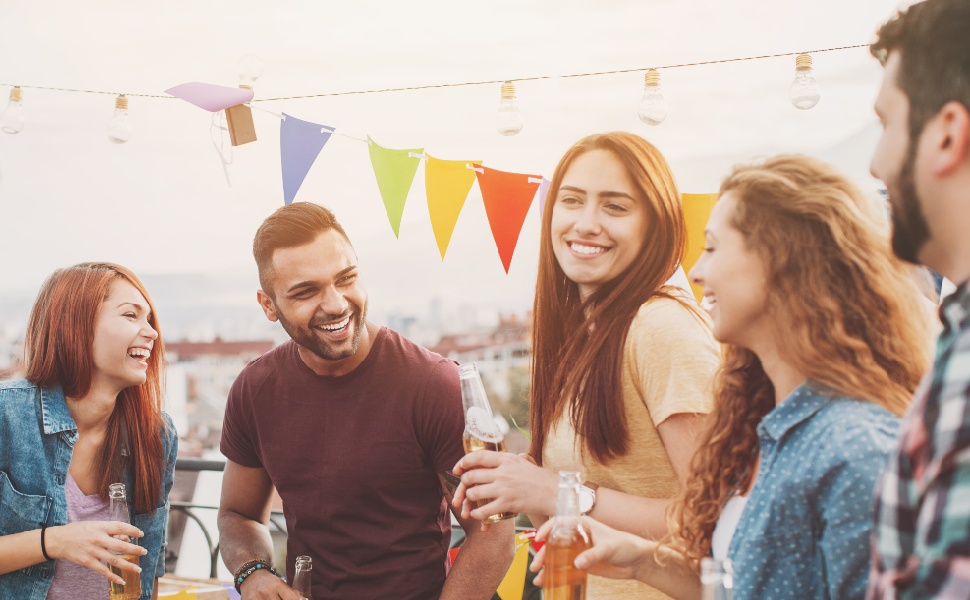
xmin=168 ymin=457 xmax=540 ymax=598
xmin=167 ymin=458 xmax=287 ymax=579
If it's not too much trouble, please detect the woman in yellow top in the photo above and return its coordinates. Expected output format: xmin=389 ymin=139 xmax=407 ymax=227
xmin=454 ymin=131 xmax=719 ymax=599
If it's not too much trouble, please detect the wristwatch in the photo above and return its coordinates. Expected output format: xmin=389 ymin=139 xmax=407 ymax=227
xmin=579 ymin=481 xmax=599 ymax=516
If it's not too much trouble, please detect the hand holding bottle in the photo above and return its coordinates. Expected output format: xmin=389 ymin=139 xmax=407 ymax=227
xmin=452 ymin=451 xmax=556 ymax=523
xmin=456 ymin=363 xmax=516 ymax=524
xmin=42 ymin=521 xmax=146 ymax=586
xmin=532 ymin=515 xmax=655 ymax=584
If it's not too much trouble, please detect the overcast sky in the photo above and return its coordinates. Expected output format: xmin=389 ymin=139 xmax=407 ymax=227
xmin=0 ymin=0 xmax=906 ymax=317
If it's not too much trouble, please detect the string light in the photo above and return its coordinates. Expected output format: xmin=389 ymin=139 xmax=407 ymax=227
xmin=106 ymin=95 xmax=132 ymax=144
xmin=236 ymin=54 xmax=264 ymax=90
xmin=0 ymin=86 xmax=25 ymax=134
xmin=0 ymin=43 xmax=863 ymax=141
xmin=637 ymin=69 xmax=667 ymax=126
xmin=0 ymin=44 xmax=865 ymax=102
xmin=496 ymin=81 xmax=524 ymax=136
xmin=790 ymin=53 xmax=821 ymax=110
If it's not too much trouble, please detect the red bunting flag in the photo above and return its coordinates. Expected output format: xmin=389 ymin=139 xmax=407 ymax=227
xmin=474 ymin=166 xmax=542 ymax=273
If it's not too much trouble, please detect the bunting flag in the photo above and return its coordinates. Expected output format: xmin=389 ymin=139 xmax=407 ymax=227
xmin=165 ymin=82 xmax=254 ymax=112
xmin=475 ymin=167 xmax=541 ymax=273
xmin=425 ymin=155 xmax=481 ymax=259
xmin=537 ymin=177 xmax=551 ymax=217
xmin=280 ymin=113 xmax=335 ymax=205
xmin=367 ymin=136 xmax=424 ymax=237
xmin=495 ymin=532 xmax=533 ymax=600
xmin=681 ymin=193 xmax=719 ymax=301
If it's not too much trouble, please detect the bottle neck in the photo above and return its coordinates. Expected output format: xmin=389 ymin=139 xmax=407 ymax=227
xmin=552 ymin=471 xmax=583 ymax=532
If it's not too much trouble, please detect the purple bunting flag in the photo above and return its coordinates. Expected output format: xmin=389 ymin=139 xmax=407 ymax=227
xmin=280 ymin=113 xmax=335 ymax=205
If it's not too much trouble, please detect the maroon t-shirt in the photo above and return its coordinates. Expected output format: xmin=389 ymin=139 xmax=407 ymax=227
xmin=221 ymin=327 xmax=464 ymax=600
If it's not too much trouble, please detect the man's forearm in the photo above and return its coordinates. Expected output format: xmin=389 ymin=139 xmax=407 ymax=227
xmin=440 ymin=519 xmax=516 ymax=600
xmin=218 ymin=510 xmax=277 ymax=573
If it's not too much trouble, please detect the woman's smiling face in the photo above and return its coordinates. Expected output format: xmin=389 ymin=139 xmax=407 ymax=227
xmin=551 ymin=149 xmax=649 ymax=298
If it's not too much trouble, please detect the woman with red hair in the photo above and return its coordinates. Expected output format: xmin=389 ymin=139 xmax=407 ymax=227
xmin=0 ymin=262 xmax=178 ymax=600
xmin=454 ymin=132 xmax=719 ymax=599
xmin=532 ymin=155 xmax=934 ymax=599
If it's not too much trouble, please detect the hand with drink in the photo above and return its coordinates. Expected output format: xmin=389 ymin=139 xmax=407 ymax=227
xmin=41 ymin=520 xmax=146 ymax=587
xmin=531 ymin=515 xmax=705 ymax=599
xmin=452 ymin=450 xmax=557 ymax=525
xmin=531 ymin=516 xmax=654 ymax=584
xmin=452 ymin=362 xmax=522 ymax=526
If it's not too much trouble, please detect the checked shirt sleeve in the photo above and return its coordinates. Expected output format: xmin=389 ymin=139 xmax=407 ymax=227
xmin=870 ymin=291 xmax=970 ymax=600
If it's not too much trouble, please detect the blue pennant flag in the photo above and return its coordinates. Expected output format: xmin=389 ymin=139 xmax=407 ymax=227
xmin=280 ymin=113 xmax=334 ymax=204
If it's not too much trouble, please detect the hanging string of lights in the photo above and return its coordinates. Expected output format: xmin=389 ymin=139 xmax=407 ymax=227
xmin=0 ymin=43 xmax=868 ymax=141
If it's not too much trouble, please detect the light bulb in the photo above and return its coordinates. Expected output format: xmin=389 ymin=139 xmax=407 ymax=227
xmin=496 ymin=81 xmax=524 ymax=136
xmin=789 ymin=53 xmax=821 ymax=110
xmin=637 ymin=69 xmax=667 ymax=126
xmin=0 ymin=87 xmax=25 ymax=134
xmin=106 ymin=95 xmax=132 ymax=144
xmin=237 ymin=54 xmax=264 ymax=89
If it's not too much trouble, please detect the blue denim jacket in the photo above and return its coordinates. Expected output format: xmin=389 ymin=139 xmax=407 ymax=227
xmin=727 ymin=382 xmax=898 ymax=599
xmin=0 ymin=379 xmax=178 ymax=600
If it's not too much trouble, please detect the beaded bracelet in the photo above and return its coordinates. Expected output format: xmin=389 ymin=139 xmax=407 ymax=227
xmin=233 ymin=558 xmax=280 ymax=593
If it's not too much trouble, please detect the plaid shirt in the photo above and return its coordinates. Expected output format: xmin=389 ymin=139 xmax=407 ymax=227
xmin=869 ymin=281 xmax=970 ymax=599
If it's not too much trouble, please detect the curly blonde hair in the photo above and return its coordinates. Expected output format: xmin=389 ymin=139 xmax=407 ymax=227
xmin=667 ymin=155 xmax=933 ymax=568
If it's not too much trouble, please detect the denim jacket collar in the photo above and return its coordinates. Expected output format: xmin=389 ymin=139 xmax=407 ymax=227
xmin=39 ymin=385 xmax=78 ymax=437
xmin=758 ymin=381 xmax=831 ymax=442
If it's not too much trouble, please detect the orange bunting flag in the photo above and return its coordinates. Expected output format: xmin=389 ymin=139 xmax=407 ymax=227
xmin=367 ymin=136 xmax=424 ymax=238
xmin=425 ymin=155 xmax=481 ymax=259
xmin=681 ymin=193 xmax=719 ymax=302
xmin=475 ymin=167 xmax=541 ymax=273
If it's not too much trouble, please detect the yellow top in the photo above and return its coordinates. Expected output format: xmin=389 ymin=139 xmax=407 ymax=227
xmin=542 ymin=296 xmax=720 ymax=599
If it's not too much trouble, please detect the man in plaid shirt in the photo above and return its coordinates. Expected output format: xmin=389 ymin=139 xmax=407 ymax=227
xmin=867 ymin=0 xmax=970 ymax=597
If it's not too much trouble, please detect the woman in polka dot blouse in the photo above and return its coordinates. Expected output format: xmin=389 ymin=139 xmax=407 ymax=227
xmin=531 ymin=155 xmax=936 ymax=599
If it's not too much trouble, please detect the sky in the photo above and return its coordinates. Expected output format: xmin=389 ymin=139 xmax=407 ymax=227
xmin=0 ymin=0 xmax=908 ymax=323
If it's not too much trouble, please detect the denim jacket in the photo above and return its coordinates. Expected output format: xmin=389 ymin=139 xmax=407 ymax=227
xmin=0 ymin=379 xmax=178 ymax=600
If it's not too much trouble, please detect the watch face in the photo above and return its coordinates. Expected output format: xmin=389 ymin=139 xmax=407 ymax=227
xmin=579 ymin=486 xmax=594 ymax=514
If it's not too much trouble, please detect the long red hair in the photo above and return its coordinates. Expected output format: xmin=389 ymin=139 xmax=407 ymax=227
xmin=23 ymin=262 xmax=168 ymax=513
xmin=529 ymin=132 xmax=694 ymax=464
xmin=668 ymin=156 xmax=933 ymax=568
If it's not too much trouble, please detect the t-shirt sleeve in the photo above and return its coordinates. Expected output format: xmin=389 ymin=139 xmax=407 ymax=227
xmin=416 ymin=359 xmax=466 ymax=474
xmin=627 ymin=297 xmax=720 ymax=426
xmin=220 ymin=364 xmax=264 ymax=468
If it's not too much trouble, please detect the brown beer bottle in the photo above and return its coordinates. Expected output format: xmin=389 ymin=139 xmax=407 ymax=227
xmin=107 ymin=483 xmax=141 ymax=600
xmin=458 ymin=362 xmax=514 ymax=523
xmin=543 ymin=471 xmax=592 ymax=600
xmin=291 ymin=555 xmax=314 ymax=600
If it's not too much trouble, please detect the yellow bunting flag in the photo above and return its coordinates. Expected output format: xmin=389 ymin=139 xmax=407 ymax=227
xmin=425 ymin=155 xmax=481 ymax=259
xmin=475 ymin=166 xmax=541 ymax=273
xmin=496 ymin=532 xmax=532 ymax=600
xmin=159 ymin=587 xmax=197 ymax=598
xmin=367 ymin=136 xmax=424 ymax=238
xmin=681 ymin=193 xmax=719 ymax=302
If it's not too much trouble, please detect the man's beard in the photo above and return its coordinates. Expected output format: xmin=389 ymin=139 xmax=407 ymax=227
xmin=889 ymin=141 xmax=932 ymax=265
xmin=276 ymin=302 xmax=368 ymax=362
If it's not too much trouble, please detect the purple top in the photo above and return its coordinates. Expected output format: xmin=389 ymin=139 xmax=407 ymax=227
xmin=46 ymin=473 xmax=111 ymax=600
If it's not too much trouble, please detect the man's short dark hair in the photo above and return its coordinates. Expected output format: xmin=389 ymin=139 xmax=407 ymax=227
xmin=253 ymin=202 xmax=350 ymax=295
xmin=871 ymin=0 xmax=970 ymax=141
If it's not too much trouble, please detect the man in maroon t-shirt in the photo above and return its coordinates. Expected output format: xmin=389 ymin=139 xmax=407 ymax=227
xmin=217 ymin=203 xmax=514 ymax=600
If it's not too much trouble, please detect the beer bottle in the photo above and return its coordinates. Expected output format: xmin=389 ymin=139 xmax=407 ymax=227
xmin=543 ymin=471 xmax=592 ymax=600
xmin=701 ymin=558 xmax=734 ymax=600
xmin=107 ymin=483 xmax=141 ymax=600
xmin=458 ymin=362 xmax=514 ymax=523
xmin=291 ymin=555 xmax=314 ymax=600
